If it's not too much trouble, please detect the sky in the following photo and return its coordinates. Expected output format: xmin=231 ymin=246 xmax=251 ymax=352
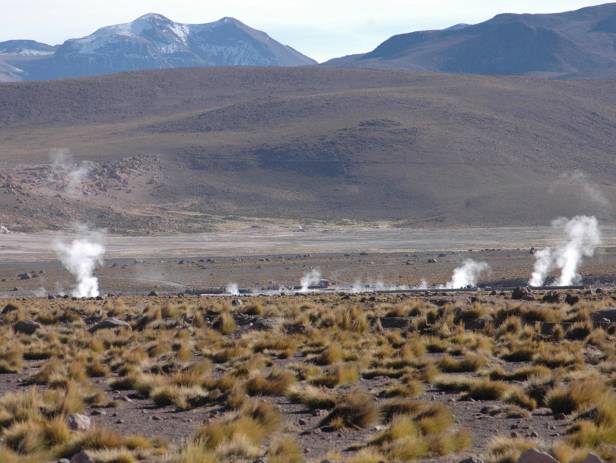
xmin=1 ymin=0 xmax=611 ymax=62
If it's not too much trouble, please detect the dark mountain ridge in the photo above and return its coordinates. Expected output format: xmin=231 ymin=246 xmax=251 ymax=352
xmin=327 ymin=3 xmax=616 ymax=78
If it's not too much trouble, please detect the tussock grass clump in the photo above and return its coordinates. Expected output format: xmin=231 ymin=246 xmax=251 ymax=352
xmin=484 ymin=436 xmax=540 ymax=463
xmin=546 ymin=380 xmax=609 ymax=415
xmin=212 ymin=313 xmax=236 ymax=335
xmin=320 ymin=392 xmax=378 ymax=430
xmin=245 ymin=369 xmax=297 ymax=396
xmin=438 ymin=354 xmax=485 ymax=373
xmin=379 ymin=377 xmax=424 ymax=399
xmin=287 ymin=384 xmax=336 ymax=409
xmin=4 ymin=417 xmax=70 ymax=454
xmin=150 ymin=385 xmax=208 ymax=410
xmin=315 ymin=343 xmax=344 ymax=365
xmin=369 ymin=414 xmax=470 ymax=460
xmin=312 ymin=363 xmax=359 ymax=388
xmin=467 ymin=380 xmax=511 ymax=401
xmin=178 ymin=441 xmax=219 ymax=463
xmin=336 ymin=307 xmax=369 ymax=333
xmin=267 ymin=437 xmax=304 ymax=463
xmin=193 ymin=400 xmax=281 ymax=457
xmin=488 ymin=365 xmax=550 ymax=382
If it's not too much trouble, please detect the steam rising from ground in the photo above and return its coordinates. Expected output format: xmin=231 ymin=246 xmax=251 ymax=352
xmin=442 ymin=260 xmax=490 ymax=289
xmin=226 ymin=283 xmax=240 ymax=296
xmin=529 ymin=216 xmax=601 ymax=287
xmin=54 ymin=227 xmax=105 ymax=298
xmin=351 ymin=279 xmax=428 ymax=293
xmin=49 ymin=149 xmax=92 ymax=194
xmin=300 ymin=269 xmax=322 ymax=293
xmin=556 ymin=171 xmax=609 ymax=208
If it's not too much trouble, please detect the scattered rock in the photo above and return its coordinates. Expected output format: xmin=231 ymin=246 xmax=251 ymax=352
xmin=90 ymin=409 xmax=106 ymax=416
xmin=517 ymin=449 xmax=559 ymax=463
xmin=427 ymin=258 xmax=438 ymax=263
xmin=379 ymin=317 xmax=410 ymax=330
xmin=17 ymin=272 xmax=32 ymax=280
xmin=58 ymin=459 xmax=70 ymax=463
xmin=592 ymin=309 xmax=616 ymax=324
xmin=581 ymin=453 xmax=604 ymax=463
xmin=1 ymin=303 xmax=18 ymax=314
xmin=148 ymin=291 xmax=158 ymax=297
xmin=70 ymin=451 xmax=95 ymax=463
xmin=13 ymin=319 xmax=41 ymax=335
xmin=512 ymin=287 xmax=534 ymax=301
xmin=298 ymin=418 xmax=307 ymax=426
xmin=459 ymin=458 xmax=484 ymax=463
xmin=542 ymin=292 xmax=561 ymax=304
xmin=67 ymin=413 xmax=91 ymax=431
xmin=565 ymin=294 xmax=580 ymax=306
xmin=89 ymin=317 xmax=131 ymax=332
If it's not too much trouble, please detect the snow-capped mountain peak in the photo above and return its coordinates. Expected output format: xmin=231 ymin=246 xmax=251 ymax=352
xmin=0 ymin=14 xmax=316 ymax=81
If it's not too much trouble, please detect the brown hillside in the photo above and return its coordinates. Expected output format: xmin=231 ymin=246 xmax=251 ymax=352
xmin=0 ymin=67 xmax=615 ymax=232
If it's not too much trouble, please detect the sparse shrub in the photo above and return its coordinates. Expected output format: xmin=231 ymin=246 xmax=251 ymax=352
xmin=245 ymin=369 xmax=296 ymax=396
xmin=267 ymin=436 xmax=304 ymax=463
xmin=320 ymin=392 xmax=378 ymax=429
xmin=546 ymin=380 xmax=608 ymax=415
xmin=438 ymin=354 xmax=485 ymax=373
xmin=213 ymin=313 xmax=236 ymax=335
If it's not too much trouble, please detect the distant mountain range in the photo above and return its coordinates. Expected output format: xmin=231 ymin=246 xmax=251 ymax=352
xmin=5 ymin=4 xmax=616 ymax=81
xmin=0 ymin=14 xmax=315 ymax=81
xmin=327 ymin=3 xmax=616 ymax=78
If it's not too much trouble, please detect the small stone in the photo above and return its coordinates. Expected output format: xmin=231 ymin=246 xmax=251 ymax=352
xmin=116 ymin=419 xmax=125 ymax=424
xmin=70 ymin=451 xmax=94 ymax=463
xmin=554 ymin=412 xmax=567 ymax=420
xmin=90 ymin=409 xmax=106 ymax=416
xmin=298 ymin=418 xmax=307 ymax=426
xmin=517 ymin=448 xmax=559 ymax=463
xmin=152 ymin=415 xmax=161 ymax=421
xmin=13 ymin=319 xmax=41 ymax=335
xmin=67 ymin=413 xmax=91 ymax=431
xmin=458 ymin=458 xmax=484 ymax=463
xmin=565 ymin=294 xmax=580 ymax=305
xmin=581 ymin=453 xmax=605 ymax=463
xmin=90 ymin=317 xmax=131 ymax=332
xmin=530 ymin=431 xmax=539 ymax=438
xmin=510 ymin=431 xmax=519 ymax=438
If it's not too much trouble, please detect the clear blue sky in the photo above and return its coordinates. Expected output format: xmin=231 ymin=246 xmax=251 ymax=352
xmin=2 ymin=1 xmax=611 ymax=61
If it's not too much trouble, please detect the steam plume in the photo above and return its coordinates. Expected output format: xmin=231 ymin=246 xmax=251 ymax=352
xmin=226 ymin=283 xmax=240 ymax=296
xmin=49 ymin=149 xmax=92 ymax=194
xmin=300 ymin=269 xmax=322 ymax=293
xmin=529 ymin=248 xmax=553 ymax=287
xmin=529 ymin=216 xmax=601 ymax=287
xmin=443 ymin=260 xmax=490 ymax=289
xmin=54 ymin=228 xmax=105 ymax=298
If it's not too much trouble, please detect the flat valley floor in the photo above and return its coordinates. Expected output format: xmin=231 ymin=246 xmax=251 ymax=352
xmin=0 ymin=225 xmax=615 ymax=296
